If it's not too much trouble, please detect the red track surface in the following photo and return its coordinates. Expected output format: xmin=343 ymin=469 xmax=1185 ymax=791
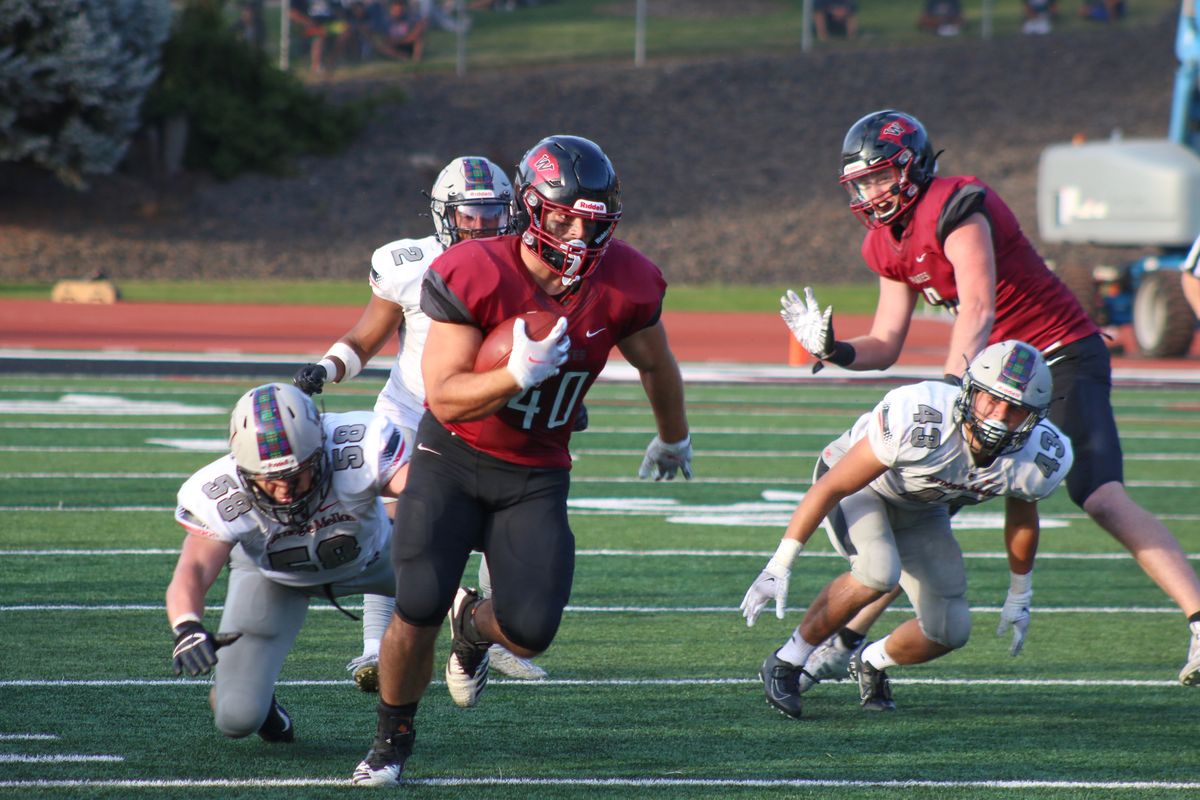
xmin=2 ymin=298 xmax=1198 ymax=371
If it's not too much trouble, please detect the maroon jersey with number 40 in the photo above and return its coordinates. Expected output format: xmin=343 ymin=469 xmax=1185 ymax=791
xmin=861 ymin=175 xmax=1098 ymax=353
xmin=421 ymin=236 xmax=666 ymax=468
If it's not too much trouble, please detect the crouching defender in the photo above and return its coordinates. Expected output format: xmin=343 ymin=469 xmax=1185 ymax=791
xmin=740 ymin=340 xmax=1072 ymax=715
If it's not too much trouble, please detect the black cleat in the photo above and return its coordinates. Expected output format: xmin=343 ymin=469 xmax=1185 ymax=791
xmin=759 ymin=651 xmax=810 ymax=719
xmin=257 ymin=695 xmax=295 ymax=743
xmin=848 ymin=646 xmax=896 ymax=711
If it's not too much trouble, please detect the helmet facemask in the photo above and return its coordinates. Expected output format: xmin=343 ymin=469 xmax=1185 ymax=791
xmin=237 ymin=449 xmax=331 ymax=527
xmin=519 ymin=188 xmax=620 ymax=286
xmin=229 ymin=384 xmax=332 ymax=527
xmin=841 ymin=152 xmax=922 ymax=228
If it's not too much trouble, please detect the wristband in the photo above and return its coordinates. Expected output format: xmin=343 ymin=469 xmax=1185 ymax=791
xmin=316 ymin=358 xmax=337 ymax=380
xmin=1008 ymin=571 xmax=1033 ymax=595
xmin=770 ymin=538 xmax=803 ymax=571
xmin=171 ymin=611 xmax=202 ymax=632
xmin=324 ymin=342 xmax=363 ymax=382
xmin=826 ymin=341 xmax=856 ymax=367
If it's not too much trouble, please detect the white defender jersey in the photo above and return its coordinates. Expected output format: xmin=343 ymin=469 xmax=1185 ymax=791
xmin=368 ymin=234 xmax=446 ymax=429
xmin=822 ymin=381 xmax=1073 ymax=510
xmin=174 ymin=411 xmax=410 ymax=588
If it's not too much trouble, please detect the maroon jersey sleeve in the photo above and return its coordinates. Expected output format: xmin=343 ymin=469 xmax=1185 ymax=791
xmin=422 ymin=237 xmax=666 ymax=468
xmin=860 ymin=176 xmax=1098 ymax=353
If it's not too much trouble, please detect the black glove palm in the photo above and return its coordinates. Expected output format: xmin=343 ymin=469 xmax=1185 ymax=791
xmin=293 ymin=363 xmax=328 ymax=395
xmin=172 ymin=621 xmax=242 ymax=677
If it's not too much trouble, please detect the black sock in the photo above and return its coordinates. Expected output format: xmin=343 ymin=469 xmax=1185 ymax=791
xmin=1189 ymin=611 xmax=1200 ymax=625
xmin=838 ymin=628 xmax=866 ymax=650
xmin=462 ymin=597 xmax=488 ymax=645
xmin=376 ymin=701 xmax=417 ymax=736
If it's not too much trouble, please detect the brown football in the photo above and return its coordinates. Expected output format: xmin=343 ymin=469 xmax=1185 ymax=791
xmin=474 ymin=310 xmax=563 ymax=372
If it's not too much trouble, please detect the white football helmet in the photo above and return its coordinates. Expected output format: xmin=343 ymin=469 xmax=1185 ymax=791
xmin=229 ymin=383 xmax=330 ymax=525
xmin=954 ymin=340 xmax=1053 ymax=458
xmin=430 ymin=156 xmax=514 ymax=248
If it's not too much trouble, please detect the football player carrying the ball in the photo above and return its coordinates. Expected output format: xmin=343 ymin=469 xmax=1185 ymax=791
xmin=292 ymin=156 xmax=550 ymax=691
xmin=351 ymin=135 xmax=693 ymax=786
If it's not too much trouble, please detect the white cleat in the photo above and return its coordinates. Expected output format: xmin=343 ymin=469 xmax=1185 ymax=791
xmin=796 ymin=634 xmax=854 ymax=693
xmin=351 ymin=729 xmax=414 ymax=787
xmin=487 ymin=644 xmax=548 ymax=680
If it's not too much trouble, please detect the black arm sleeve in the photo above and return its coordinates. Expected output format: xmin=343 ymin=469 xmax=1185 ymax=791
xmin=936 ymin=184 xmax=988 ymax=246
xmin=419 ymin=271 xmax=476 ymax=326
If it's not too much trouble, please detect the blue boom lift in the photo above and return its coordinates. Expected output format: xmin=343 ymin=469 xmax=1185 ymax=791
xmin=1036 ymin=1 xmax=1200 ymax=356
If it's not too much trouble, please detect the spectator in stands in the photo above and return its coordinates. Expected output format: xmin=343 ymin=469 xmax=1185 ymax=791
xmin=232 ymin=1 xmax=265 ymax=48
xmin=342 ymin=1 xmax=395 ymax=62
xmin=1079 ymin=0 xmax=1125 ymax=22
xmin=918 ymin=0 xmax=964 ymax=37
xmin=379 ymin=0 xmax=428 ymax=62
xmin=1022 ymin=0 xmax=1057 ymax=35
xmin=813 ymin=0 xmax=858 ymax=42
xmin=289 ymin=0 xmax=350 ymax=74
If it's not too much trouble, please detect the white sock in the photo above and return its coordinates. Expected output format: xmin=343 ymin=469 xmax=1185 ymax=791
xmin=360 ymin=593 xmax=394 ymax=655
xmin=862 ymin=637 xmax=897 ymax=670
xmin=776 ymin=628 xmax=817 ymax=667
xmin=478 ymin=556 xmax=493 ymax=599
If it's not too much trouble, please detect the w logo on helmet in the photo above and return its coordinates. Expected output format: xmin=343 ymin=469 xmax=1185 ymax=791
xmin=529 ymin=150 xmax=560 ymax=183
xmin=879 ymin=119 xmax=913 ymax=144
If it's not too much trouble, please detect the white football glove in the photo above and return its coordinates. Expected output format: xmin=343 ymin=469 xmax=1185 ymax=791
xmin=638 ymin=435 xmax=693 ymax=481
xmin=507 ymin=316 xmax=570 ymax=391
xmin=780 ymin=287 xmax=834 ymax=360
xmin=739 ymin=539 xmax=802 ymax=627
xmin=997 ymin=572 xmax=1033 ymax=657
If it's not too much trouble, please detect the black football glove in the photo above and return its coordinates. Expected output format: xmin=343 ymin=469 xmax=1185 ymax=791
xmin=572 ymin=404 xmax=589 ymax=432
xmin=172 ymin=621 xmax=242 ymax=677
xmin=293 ymin=363 xmax=328 ymax=396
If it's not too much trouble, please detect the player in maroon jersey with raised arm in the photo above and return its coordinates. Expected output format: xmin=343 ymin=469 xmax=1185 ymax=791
xmin=781 ymin=110 xmax=1200 ymax=691
xmin=351 ymin=134 xmax=692 ymax=786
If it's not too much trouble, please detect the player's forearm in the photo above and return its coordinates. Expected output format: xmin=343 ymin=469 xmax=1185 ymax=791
xmin=638 ymin=361 xmax=689 ymax=443
xmin=943 ymin=306 xmax=993 ymax=376
xmin=425 ymin=369 xmax=525 ymax=422
xmin=838 ymin=335 xmax=902 ymax=370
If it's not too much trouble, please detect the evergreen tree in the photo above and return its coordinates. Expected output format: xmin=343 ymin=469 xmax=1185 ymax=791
xmin=0 ymin=0 xmax=172 ymax=188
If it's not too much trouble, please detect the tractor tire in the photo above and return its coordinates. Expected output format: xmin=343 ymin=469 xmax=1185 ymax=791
xmin=1132 ymin=271 xmax=1197 ymax=358
xmin=1055 ymin=263 xmax=1105 ymax=325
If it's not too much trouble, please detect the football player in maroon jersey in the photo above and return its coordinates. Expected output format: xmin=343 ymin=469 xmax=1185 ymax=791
xmin=352 ymin=134 xmax=693 ymax=786
xmin=781 ymin=110 xmax=1200 ymax=690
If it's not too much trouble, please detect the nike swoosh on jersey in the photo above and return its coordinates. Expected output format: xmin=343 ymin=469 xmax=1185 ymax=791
xmin=586 ymin=328 xmax=607 ymax=337
xmin=416 ymin=443 xmax=442 ymax=456
xmin=916 ymin=252 xmax=929 ymax=263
